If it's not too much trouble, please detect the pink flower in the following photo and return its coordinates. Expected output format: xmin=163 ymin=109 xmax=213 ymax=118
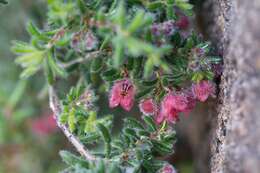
xmin=175 ymin=16 xmax=189 ymax=30
xmin=31 ymin=114 xmax=57 ymax=136
xmin=109 ymin=79 xmax=135 ymax=111
xmin=171 ymin=93 xmax=189 ymax=111
xmin=158 ymin=164 xmax=177 ymax=173
xmin=156 ymin=92 xmax=188 ymax=124
xmin=192 ymin=80 xmax=216 ymax=102
xmin=139 ymin=98 xmax=157 ymax=115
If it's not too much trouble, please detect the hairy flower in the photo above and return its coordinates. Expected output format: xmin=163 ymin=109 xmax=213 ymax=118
xmin=139 ymin=98 xmax=157 ymax=115
xmin=109 ymin=79 xmax=135 ymax=111
xmin=192 ymin=80 xmax=216 ymax=102
xmin=156 ymin=92 xmax=188 ymax=124
xmin=158 ymin=164 xmax=177 ymax=173
xmin=171 ymin=93 xmax=189 ymax=111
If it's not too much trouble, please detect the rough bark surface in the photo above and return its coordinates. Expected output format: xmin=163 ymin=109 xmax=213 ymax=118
xmin=202 ymin=0 xmax=260 ymax=172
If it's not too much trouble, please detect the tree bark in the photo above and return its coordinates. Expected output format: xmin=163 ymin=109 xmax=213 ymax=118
xmin=202 ymin=0 xmax=260 ymax=172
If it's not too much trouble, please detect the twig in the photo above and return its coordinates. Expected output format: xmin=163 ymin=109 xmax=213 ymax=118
xmin=61 ymin=51 xmax=102 ymax=68
xmin=48 ymin=86 xmax=97 ymax=161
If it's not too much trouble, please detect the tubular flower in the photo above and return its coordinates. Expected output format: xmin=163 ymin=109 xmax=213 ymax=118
xmin=192 ymin=80 xmax=216 ymax=102
xmin=171 ymin=93 xmax=189 ymax=111
xmin=139 ymin=98 xmax=157 ymax=115
xmin=156 ymin=92 xmax=188 ymax=124
xmin=109 ymin=79 xmax=135 ymax=111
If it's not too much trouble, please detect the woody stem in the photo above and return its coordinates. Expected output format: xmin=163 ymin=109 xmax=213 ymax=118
xmin=48 ymin=85 xmax=97 ymax=161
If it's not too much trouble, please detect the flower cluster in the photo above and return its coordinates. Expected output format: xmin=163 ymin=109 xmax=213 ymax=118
xmin=12 ymin=0 xmax=222 ymax=172
xmin=110 ymin=79 xmax=215 ymax=124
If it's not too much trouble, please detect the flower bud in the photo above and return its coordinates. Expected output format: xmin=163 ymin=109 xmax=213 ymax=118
xmin=139 ymin=98 xmax=157 ymax=115
xmin=157 ymin=164 xmax=177 ymax=173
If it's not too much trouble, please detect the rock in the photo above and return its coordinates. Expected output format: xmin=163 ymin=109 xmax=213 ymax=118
xmin=202 ymin=0 xmax=260 ymax=172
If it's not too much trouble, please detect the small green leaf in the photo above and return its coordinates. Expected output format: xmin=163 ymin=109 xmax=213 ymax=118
xmin=127 ymin=10 xmax=152 ymax=33
xmin=97 ymin=123 xmax=111 ymax=157
xmin=144 ymin=58 xmax=154 ymax=78
xmin=80 ymin=132 xmax=100 ymax=144
xmin=59 ymin=150 xmax=89 ymax=167
xmin=43 ymin=57 xmax=54 ymax=84
xmin=0 ymin=0 xmax=8 ymax=5
xmin=20 ymin=67 xmax=39 ymax=79
xmin=77 ymin=0 xmax=86 ymax=14
xmin=152 ymin=140 xmax=173 ymax=154
xmin=102 ymin=69 xmax=120 ymax=81
xmin=60 ymin=105 xmax=69 ymax=124
xmin=68 ymin=108 xmax=76 ymax=132
xmin=124 ymin=118 xmax=144 ymax=130
xmin=112 ymin=37 xmax=124 ymax=68
xmin=136 ymin=87 xmax=154 ymax=99
xmin=191 ymin=72 xmax=204 ymax=82
xmin=147 ymin=1 xmax=164 ymax=10
xmin=84 ymin=111 xmax=97 ymax=133
xmin=141 ymin=79 xmax=158 ymax=87
xmin=114 ymin=1 xmax=126 ymax=26
xmin=90 ymin=57 xmax=103 ymax=73
xmin=27 ymin=21 xmax=49 ymax=41
xmin=11 ymin=41 xmax=36 ymax=54
xmin=143 ymin=116 xmax=157 ymax=132
xmin=124 ymin=128 xmax=138 ymax=139
xmin=97 ymin=123 xmax=111 ymax=143
xmin=166 ymin=4 xmax=175 ymax=19
xmin=47 ymin=51 xmax=67 ymax=78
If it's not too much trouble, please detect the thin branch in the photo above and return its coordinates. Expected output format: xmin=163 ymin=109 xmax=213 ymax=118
xmin=48 ymin=86 xmax=97 ymax=161
xmin=61 ymin=51 xmax=103 ymax=68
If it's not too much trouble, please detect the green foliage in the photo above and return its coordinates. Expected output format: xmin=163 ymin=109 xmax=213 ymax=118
xmin=11 ymin=22 xmax=67 ymax=80
xmin=11 ymin=0 xmax=222 ymax=172
xmin=0 ymin=0 xmax=7 ymax=5
xmin=60 ymin=86 xmax=113 ymax=146
xmin=60 ymin=115 xmax=176 ymax=173
xmin=60 ymin=151 xmax=122 ymax=173
xmin=1 ymin=1 xmax=68 ymax=172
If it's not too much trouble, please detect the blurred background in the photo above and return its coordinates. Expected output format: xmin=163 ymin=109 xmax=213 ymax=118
xmin=0 ymin=1 xmax=208 ymax=173
xmin=0 ymin=1 xmax=69 ymax=172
